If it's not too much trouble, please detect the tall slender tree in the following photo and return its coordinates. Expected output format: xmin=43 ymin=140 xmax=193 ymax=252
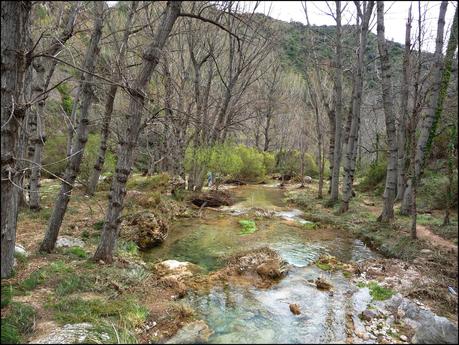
xmin=376 ymin=1 xmax=398 ymax=222
xmin=1 ymin=0 xmax=33 ymax=278
xmin=40 ymin=2 xmax=105 ymax=252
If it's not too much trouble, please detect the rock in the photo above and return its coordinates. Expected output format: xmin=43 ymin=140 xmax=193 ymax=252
xmin=420 ymin=249 xmax=432 ymax=254
xmin=165 ymin=320 xmax=212 ymax=344
xmin=33 ymin=323 xmax=109 ymax=344
xmin=156 ymin=260 xmax=201 ymax=280
xmin=14 ymin=243 xmax=28 ymax=257
xmin=256 ymin=260 xmax=283 ymax=280
xmin=363 ymin=200 xmax=375 ymax=206
xmin=315 ymin=277 xmax=333 ymax=290
xmin=122 ymin=212 xmax=168 ymax=250
xmin=360 ymin=309 xmax=377 ymax=321
xmin=289 ymin=303 xmax=301 ymax=315
xmin=304 ymin=176 xmax=312 ymax=184
xmin=400 ymin=335 xmax=408 ymax=341
xmin=363 ymin=333 xmax=369 ymax=340
xmin=56 ymin=236 xmax=85 ymax=248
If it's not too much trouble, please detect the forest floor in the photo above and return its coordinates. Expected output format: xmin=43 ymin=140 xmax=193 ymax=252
xmin=1 ymin=175 xmax=458 ymax=344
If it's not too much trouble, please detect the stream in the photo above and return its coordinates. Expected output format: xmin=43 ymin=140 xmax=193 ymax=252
xmin=145 ymin=184 xmax=379 ymax=343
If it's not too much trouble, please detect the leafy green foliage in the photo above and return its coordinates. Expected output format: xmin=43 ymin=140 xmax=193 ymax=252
xmin=418 ymin=170 xmax=458 ymax=210
xmin=276 ymin=150 xmax=318 ymax=177
xmin=126 ymin=173 xmax=170 ymax=192
xmin=42 ymin=133 xmax=116 ymax=180
xmin=234 ymin=145 xmax=266 ymax=180
xmin=357 ymin=159 xmax=387 ymax=193
xmin=367 ymin=282 xmax=394 ymax=301
xmin=239 ymin=220 xmax=257 ymax=235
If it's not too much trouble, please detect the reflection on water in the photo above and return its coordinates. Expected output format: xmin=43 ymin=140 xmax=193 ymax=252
xmin=145 ymin=184 xmax=378 ymax=343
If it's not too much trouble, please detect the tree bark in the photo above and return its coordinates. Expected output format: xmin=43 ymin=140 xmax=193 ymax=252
xmin=87 ymin=1 xmax=138 ymax=196
xmin=40 ymin=2 xmax=105 ymax=252
xmin=93 ymin=1 xmax=181 ymax=263
xmin=340 ymin=1 xmax=375 ymax=213
xmin=376 ymin=1 xmax=398 ymax=222
xmin=329 ymin=0 xmax=343 ymax=203
xmin=1 ymin=0 xmax=32 ymax=278
xmin=401 ymin=1 xmax=449 ymax=214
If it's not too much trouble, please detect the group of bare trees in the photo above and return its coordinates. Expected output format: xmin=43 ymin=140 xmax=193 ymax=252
xmin=1 ymin=1 xmax=457 ymax=278
xmin=307 ymin=1 xmax=457 ymax=237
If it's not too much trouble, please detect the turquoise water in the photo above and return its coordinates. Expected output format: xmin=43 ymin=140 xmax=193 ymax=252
xmin=145 ymin=184 xmax=377 ymax=343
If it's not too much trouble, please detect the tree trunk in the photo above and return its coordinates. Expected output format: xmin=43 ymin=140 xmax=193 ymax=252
xmin=340 ymin=1 xmax=375 ymax=213
xmin=329 ymin=0 xmax=343 ymax=203
xmin=395 ymin=5 xmax=412 ymax=201
xmin=1 ymin=0 xmax=32 ymax=278
xmin=376 ymin=1 xmax=398 ymax=222
xmin=93 ymin=1 xmax=181 ymax=263
xmin=401 ymin=1 xmax=449 ymax=214
xmin=87 ymin=1 xmax=138 ymax=196
xmin=443 ymin=126 xmax=456 ymax=226
xmin=40 ymin=2 xmax=105 ymax=252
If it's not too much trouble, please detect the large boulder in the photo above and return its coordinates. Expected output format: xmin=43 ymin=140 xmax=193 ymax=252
xmin=121 ymin=212 xmax=168 ymax=250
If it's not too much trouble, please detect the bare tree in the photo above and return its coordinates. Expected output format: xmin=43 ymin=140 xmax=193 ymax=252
xmin=395 ymin=5 xmax=412 ymax=201
xmin=376 ymin=1 xmax=398 ymax=222
xmin=40 ymin=2 xmax=105 ymax=252
xmin=93 ymin=1 xmax=182 ymax=263
xmin=1 ymin=0 xmax=32 ymax=278
xmin=400 ymin=1 xmax=449 ymax=216
xmin=340 ymin=1 xmax=375 ymax=213
xmin=86 ymin=1 xmax=139 ymax=196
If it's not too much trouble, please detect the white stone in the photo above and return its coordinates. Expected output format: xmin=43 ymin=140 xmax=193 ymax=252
xmin=15 ymin=243 xmax=28 ymax=257
xmin=56 ymin=236 xmax=85 ymax=248
xmin=400 ymin=335 xmax=408 ymax=341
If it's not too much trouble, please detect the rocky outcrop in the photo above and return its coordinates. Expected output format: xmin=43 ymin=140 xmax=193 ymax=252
xmin=15 ymin=243 xmax=28 ymax=257
xmin=209 ymin=247 xmax=289 ymax=288
xmin=32 ymin=323 xmax=109 ymax=344
xmin=383 ymin=294 xmax=458 ymax=344
xmin=121 ymin=212 xmax=168 ymax=250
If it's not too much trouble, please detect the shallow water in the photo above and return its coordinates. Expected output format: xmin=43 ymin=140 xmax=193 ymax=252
xmin=145 ymin=184 xmax=377 ymax=343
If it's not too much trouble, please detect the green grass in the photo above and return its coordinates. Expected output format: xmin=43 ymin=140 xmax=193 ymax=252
xmin=1 ymin=302 xmax=36 ymax=344
xmin=239 ymin=220 xmax=257 ymax=235
xmin=93 ymin=220 xmax=105 ymax=230
xmin=117 ymin=240 xmax=139 ymax=256
xmin=1 ymin=285 xmax=13 ymax=308
xmin=357 ymin=282 xmax=394 ymax=301
xmin=64 ymin=246 xmax=88 ymax=259
xmin=55 ymin=275 xmax=90 ymax=296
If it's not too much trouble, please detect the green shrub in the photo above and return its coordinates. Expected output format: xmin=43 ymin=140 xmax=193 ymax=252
xmin=42 ymin=133 xmax=116 ymax=181
xmin=357 ymin=159 xmax=387 ymax=192
xmin=275 ymin=150 xmax=318 ymax=177
xmin=418 ymin=170 xmax=458 ymax=210
xmin=262 ymin=151 xmax=276 ymax=174
xmin=126 ymin=173 xmax=170 ymax=192
xmin=235 ymin=145 xmax=266 ymax=180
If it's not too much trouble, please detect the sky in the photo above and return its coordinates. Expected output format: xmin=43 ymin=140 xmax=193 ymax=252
xmin=107 ymin=1 xmax=456 ymax=52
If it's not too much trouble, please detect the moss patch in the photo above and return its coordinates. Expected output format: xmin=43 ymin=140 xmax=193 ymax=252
xmin=239 ymin=220 xmax=257 ymax=235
